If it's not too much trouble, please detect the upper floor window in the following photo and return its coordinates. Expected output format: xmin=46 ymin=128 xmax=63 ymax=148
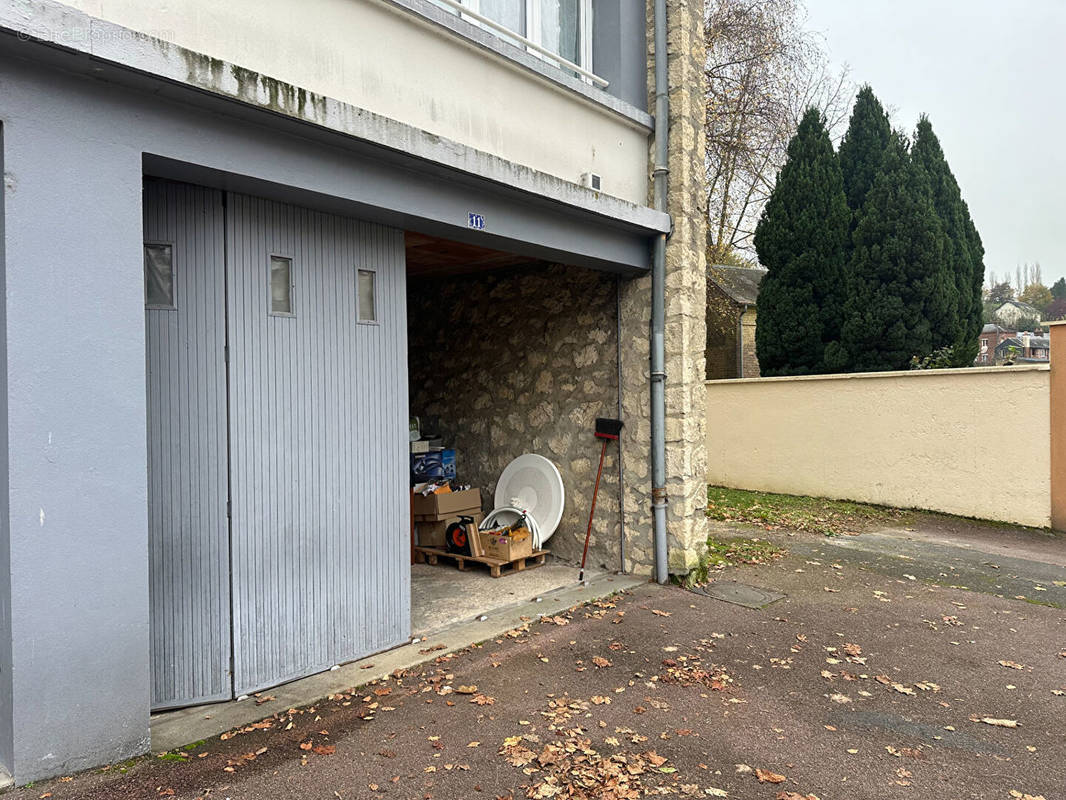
xmin=431 ymin=0 xmax=595 ymax=81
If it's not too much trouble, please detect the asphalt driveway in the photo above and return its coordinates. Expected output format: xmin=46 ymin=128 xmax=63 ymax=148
xmin=11 ymin=520 xmax=1065 ymax=800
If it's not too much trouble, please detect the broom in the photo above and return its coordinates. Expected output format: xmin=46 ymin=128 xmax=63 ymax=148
xmin=578 ymin=417 xmax=623 ymax=584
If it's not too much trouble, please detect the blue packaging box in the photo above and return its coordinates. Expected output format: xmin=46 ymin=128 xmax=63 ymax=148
xmin=411 ymin=449 xmax=456 ymax=483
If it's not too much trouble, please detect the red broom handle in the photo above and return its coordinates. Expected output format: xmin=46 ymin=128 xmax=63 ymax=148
xmin=580 ymin=438 xmax=609 ymax=577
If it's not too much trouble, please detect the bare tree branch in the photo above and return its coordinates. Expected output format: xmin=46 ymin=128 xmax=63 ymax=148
xmin=705 ymin=0 xmax=853 ymax=265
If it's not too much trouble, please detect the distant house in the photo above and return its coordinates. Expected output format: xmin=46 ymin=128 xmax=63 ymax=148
xmin=706 ymin=265 xmax=767 ymax=379
xmin=977 ymin=323 xmax=1016 ymax=365
xmin=993 ymin=333 xmax=1049 ymax=364
xmin=992 ymin=300 xmax=1042 ymax=327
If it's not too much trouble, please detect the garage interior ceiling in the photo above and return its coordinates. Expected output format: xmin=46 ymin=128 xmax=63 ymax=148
xmin=404 ymin=231 xmax=543 ymax=277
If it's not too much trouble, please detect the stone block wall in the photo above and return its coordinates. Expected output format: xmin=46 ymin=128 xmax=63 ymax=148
xmin=407 ymin=264 xmax=630 ymax=572
xmin=741 ymin=311 xmax=760 ymax=378
xmin=630 ymin=0 xmax=710 ymax=573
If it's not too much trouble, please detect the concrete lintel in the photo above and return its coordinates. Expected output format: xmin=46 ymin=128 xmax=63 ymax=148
xmin=0 ymin=0 xmax=669 ymax=237
xmin=150 ymin=573 xmax=648 ymax=754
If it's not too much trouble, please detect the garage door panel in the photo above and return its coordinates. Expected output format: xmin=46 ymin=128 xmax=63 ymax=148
xmin=144 ymin=180 xmax=231 ymax=710
xmin=226 ymin=194 xmax=410 ymax=695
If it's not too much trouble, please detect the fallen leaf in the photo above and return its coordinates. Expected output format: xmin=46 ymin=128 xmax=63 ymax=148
xmin=999 ymin=660 xmax=1027 ymax=670
xmin=592 ymin=657 xmax=611 ymax=668
xmin=456 ymin=685 xmax=478 ymax=694
xmin=980 ymin=717 xmax=1019 ymax=728
xmin=299 ymin=741 xmax=313 ymax=751
xmin=313 ymin=745 xmax=336 ymax=755
xmin=755 ymin=768 xmax=787 ymax=784
xmin=651 ymin=609 xmax=672 ymax=617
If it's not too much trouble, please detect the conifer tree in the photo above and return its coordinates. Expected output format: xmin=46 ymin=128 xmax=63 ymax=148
xmin=838 ymin=86 xmax=893 ymax=214
xmin=754 ymin=109 xmax=850 ymax=375
xmin=911 ymin=116 xmax=967 ymax=360
xmin=836 ymin=134 xmax=947 ymax=371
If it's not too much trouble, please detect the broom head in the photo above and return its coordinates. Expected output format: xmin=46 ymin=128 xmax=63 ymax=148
xmin=594 ymin=417 xmax=623 ymax=440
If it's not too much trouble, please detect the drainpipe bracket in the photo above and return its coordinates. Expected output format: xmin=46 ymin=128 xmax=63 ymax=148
xmin=651 ymin=487 xmax=668 ymax=505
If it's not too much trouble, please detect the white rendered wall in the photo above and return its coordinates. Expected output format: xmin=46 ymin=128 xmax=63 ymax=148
xmin=58 ymin=0 xmax=650 ymax=204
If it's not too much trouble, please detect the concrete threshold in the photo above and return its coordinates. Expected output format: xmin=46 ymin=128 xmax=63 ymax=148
xmin=150 ymin=571 xmax=648 ymax=753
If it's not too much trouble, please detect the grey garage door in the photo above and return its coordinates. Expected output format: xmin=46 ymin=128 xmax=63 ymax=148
xmin=144 ymin=179 xmax=410 ymax=709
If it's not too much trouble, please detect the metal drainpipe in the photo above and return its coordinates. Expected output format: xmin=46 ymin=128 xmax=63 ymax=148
xmin=616 ymin=275 xmax=627 ymax=574
xmin=651 ymin=0 xmax=670 ymax=585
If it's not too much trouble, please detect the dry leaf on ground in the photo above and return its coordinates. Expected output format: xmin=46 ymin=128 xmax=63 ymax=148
xmin=755 ymin=768 xmax=787 ymax=784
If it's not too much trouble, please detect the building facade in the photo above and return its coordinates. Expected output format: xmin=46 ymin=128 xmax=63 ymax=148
xmin=992 ymin=300 xmax=1042 ymax=328
xmin=706 ymin=265 xmax=765 ymax=379
xmin=978 ymin=323 xmax=1016 ymax=365
xmin=0 ymin=0 xmax=708 ymax=784
xmin=994 ymin=334 xmax=1050 ymax=365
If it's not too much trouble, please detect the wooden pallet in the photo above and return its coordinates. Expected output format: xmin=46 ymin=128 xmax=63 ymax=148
xmin=414 ymin=546 xmax=548 ymax=578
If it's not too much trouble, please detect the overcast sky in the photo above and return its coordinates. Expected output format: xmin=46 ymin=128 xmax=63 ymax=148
xmin=803 ymin=0 xmax=1066 ymax=288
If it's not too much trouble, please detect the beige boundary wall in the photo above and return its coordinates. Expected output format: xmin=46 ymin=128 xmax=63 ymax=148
xmin=705 ymin=365 xmax=1051 ymax=528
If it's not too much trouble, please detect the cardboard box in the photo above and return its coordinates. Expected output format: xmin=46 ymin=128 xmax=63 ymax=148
xmin=411 ymin=438 xmax=443 ymax=454
xmin=412 ymin=488 xmax=482 ymax=520
xmin=479 ymin=529 xmax=533 ymax=562
xmin=415 ymin=512 xmax=484 ymax=549
xmin=411 ymin=449 xmax=456 ymax=483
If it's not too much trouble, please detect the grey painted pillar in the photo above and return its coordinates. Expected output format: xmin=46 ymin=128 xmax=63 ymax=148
xmin=0 ymin=93 xmax=150 ymax=781
xmin=0 ymin=122 xmax=13 ymax=776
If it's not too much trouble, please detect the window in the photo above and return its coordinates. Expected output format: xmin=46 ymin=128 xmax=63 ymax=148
xmin=270 ymin=255 xmax=293 ymax=315
xmin=358 ymin=270 xmax=377 ymax=323
xmin=144 ymin=243 xmax=175 ymax=309
xmin=430 ymin=0 xmax=594 ymax=77
xmin=538 ymin=0 xmax=581 ymax=65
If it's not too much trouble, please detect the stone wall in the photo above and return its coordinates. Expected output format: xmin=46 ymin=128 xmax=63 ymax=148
xmin=629 ymin=0 xmax=710 ymax=573
xmin=407 ymin=264 xmax=627 ymax=571
xmin=741 ymin=311 xmax=760 ymax=378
